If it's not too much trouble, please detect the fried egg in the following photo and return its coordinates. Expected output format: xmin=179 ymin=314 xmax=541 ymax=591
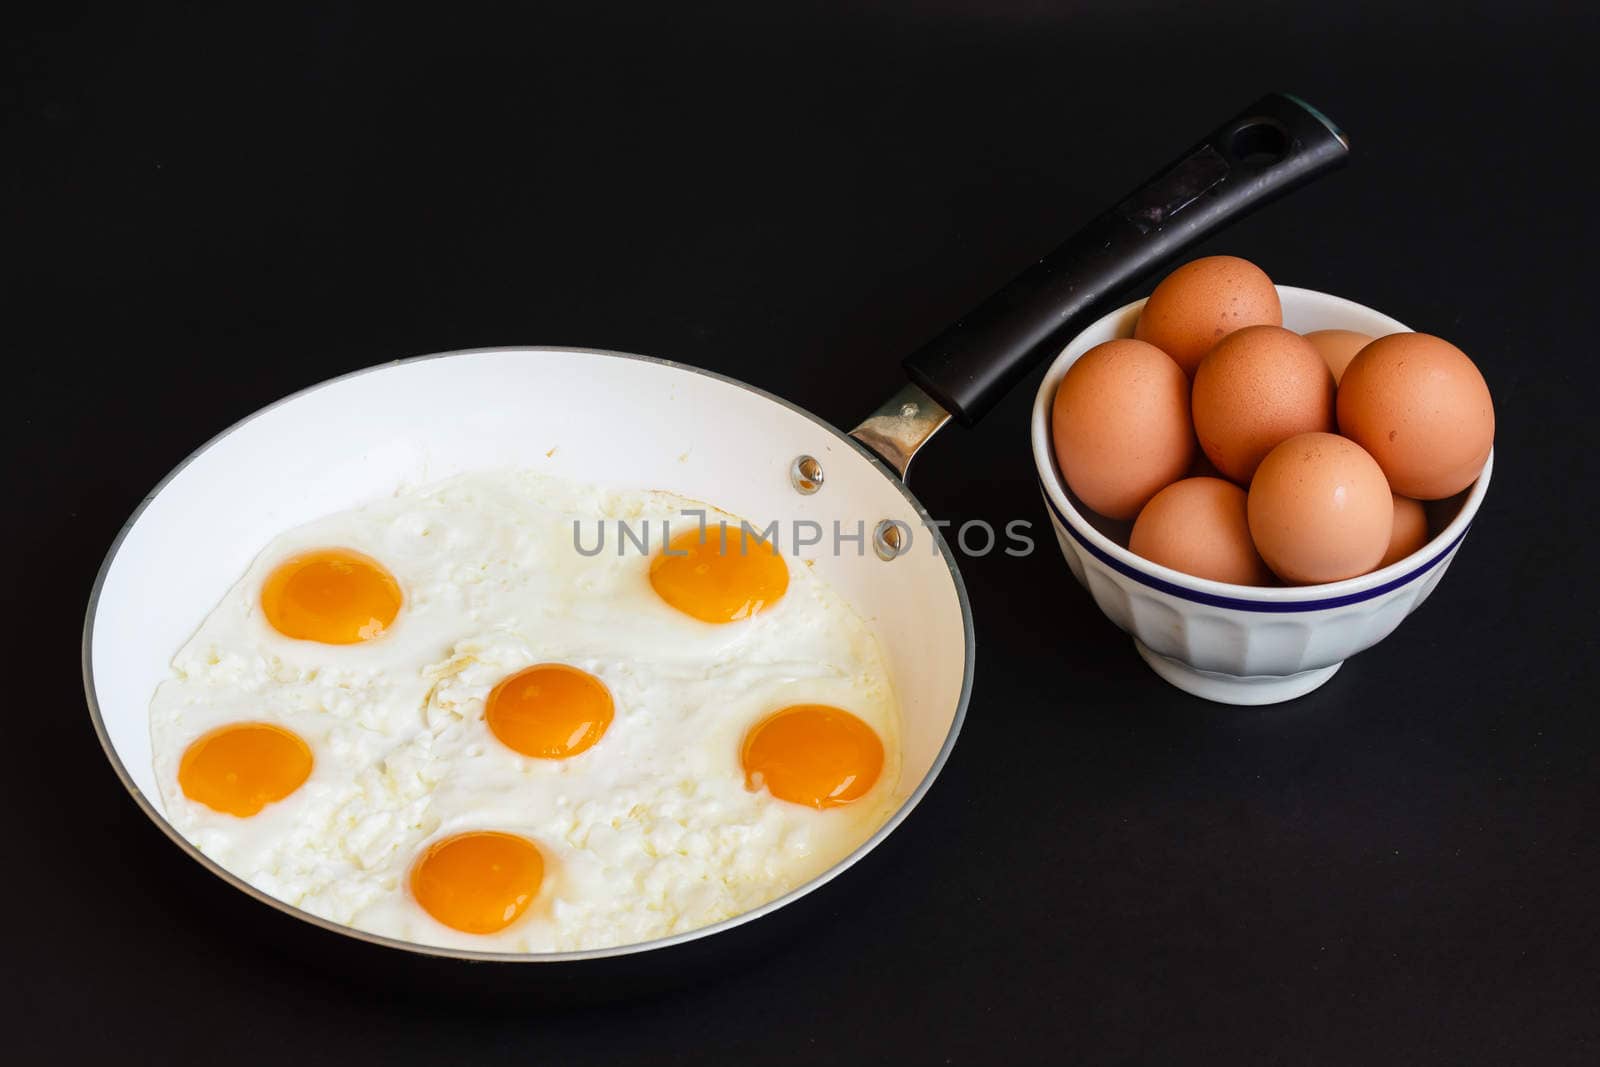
xmin=148 ymin=471 xmax=901 ymax=952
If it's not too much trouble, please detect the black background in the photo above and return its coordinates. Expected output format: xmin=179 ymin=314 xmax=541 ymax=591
xmin=9 ymin=2 xmax=1598 ymax=1064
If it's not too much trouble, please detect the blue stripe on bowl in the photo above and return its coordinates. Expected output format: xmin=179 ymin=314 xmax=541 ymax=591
xmin=1040 ymin=485 xmax=1471 ymax=613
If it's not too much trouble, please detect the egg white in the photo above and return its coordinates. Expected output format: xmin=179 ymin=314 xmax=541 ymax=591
xmin=149 ymin=471 xmax=902 ymax=951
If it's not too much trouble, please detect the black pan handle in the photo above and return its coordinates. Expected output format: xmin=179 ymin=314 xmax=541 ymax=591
xmin=902 ymin=92 xmax=1350 ymax=425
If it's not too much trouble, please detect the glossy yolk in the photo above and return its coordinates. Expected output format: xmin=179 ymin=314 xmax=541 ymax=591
xmin=740 ymin=704 xmax=884 ymax=810
xmin=411 ymin=831 xmax=544 ymax=934
xmin=649 ymin=525 xmax=789 ymax=623
xmin=260 ymin=548 xmax=402 ymax=644
xmin=485 ymin=664 xmax=614 ymax=759
xmin=178 ymin=722 xmax=314 ymax=817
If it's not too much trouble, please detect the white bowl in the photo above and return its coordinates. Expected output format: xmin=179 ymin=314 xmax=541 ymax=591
xmin=1029 ymin=286 xmax=1493 ymax=705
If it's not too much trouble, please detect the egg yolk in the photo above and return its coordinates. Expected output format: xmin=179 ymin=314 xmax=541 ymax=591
xmin=178 ymin=722 xmax=314 ymax=817
xmin=484 ymin=664 xmax=614 ymax=759
xmin=740 ymin=704 xmax=884 ymax=810
xmin=649 ymin=525 xmax=789 ymax=623
xmin=411 ymin=831 xmax=544 ymax=934
xmin=260 ymin=548 xmax=402 ymax=644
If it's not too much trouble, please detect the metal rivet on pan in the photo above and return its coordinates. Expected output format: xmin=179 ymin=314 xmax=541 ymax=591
xmin=873 ymin=520 xmax=909 ymax=561
xmin=790 ymin=455 xmax=824 ymax=495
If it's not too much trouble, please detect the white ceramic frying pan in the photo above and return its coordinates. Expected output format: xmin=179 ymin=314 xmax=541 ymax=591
xmin=82 ymin=95 xmax=1349 ymax=972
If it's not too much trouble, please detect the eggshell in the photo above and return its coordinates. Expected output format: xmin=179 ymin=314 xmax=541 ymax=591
xmin=1247 ymin=432 xmax=1393 ymax=584
xmin=1130 ymin=477 xmax=1273 ymax=585
xmin=1380 ymin=493 xmax=1430 ymax=568
xmin=1134 ymin=256 xmax=1282 ymax=376
xmin=1303 ymin=329 xmax=1372 ymax=385
xmin=1051 ymin=339 xmax=1194 ymax=520
xmin=1336 ymin=333 xmax=1495 ymax=499
xmin=1191 ymin=325 xmax=1336 ymax=483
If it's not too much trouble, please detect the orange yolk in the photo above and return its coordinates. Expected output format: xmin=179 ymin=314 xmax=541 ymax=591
xmin=740 ymin=704 xmax=884 ymax=810
xmin=649 ymin=525 xmax=789 ymax=623
xmin=484 ymin=664 xmax=614 ymax=759
xmin=411 ymin=831 xmax=544 ymax=934
xmin=178 ymin=722 xmax=314 ymax=817
xmin=260 ymin=548 xmax=402 ymax=644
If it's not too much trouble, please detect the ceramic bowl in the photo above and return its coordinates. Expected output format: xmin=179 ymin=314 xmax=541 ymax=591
xmin=1029 ymin=287 xmax=1492 ymax=705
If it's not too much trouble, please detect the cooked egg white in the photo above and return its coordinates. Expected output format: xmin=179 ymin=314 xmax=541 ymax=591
xmin=149 ymin=471 xmax=902 ymax=952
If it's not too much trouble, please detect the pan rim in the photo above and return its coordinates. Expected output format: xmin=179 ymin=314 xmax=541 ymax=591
xmin=81 ymin=345 xmax=975 ymax=964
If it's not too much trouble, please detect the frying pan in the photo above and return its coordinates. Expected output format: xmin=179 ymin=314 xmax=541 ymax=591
xmin=83 ymin=94 xmax=1349 ymax=993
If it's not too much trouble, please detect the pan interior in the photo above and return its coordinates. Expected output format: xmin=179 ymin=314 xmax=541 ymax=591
xmin=85 ymin=348 xmax=970 ymax=952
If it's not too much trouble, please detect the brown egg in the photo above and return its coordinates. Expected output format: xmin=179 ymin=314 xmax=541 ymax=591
xmin=1134 ymin=256 xmax=1282 ymax=376
xmin=1337 ymin=333 xmax=1495 ymax=499
xmin=1247 ymin=433 xmax=1393 ymax=584
xmin=1380 ymin=493 xmax=1430 ymax=568
xmin=1191 ymin=325 xmax=1336 ymax=484
xmin=1051 ymin=339 xmax=1194 ymax=520
xmin=1130 ymin=477 xmax=1273 ymax=586
xmin=1303 ymin=329 xmax=1373 ymax=385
